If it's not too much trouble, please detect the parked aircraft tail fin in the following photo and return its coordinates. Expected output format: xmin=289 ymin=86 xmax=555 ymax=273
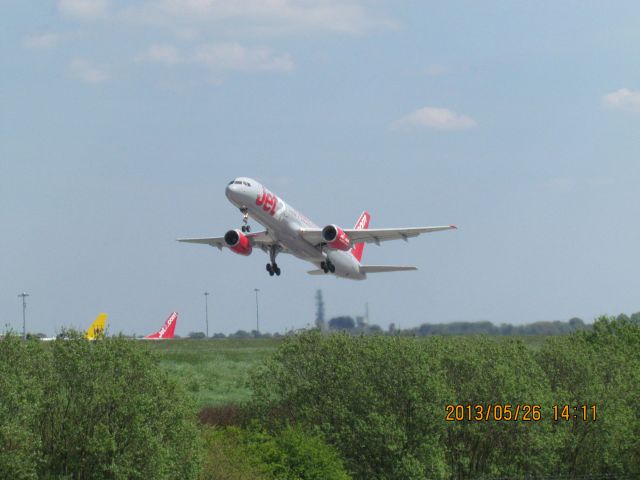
xmin=350 ymin=211 xmax=370 ymax=262
xmin=85 ymin=313 xmax=107 ymax=340
xmin=144 ymin=312 xmax=178 ymax=339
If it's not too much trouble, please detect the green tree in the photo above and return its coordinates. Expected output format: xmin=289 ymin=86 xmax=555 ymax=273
xmin=250 ymin=331 xmax=449 ymax=479
xmin=39 ymin=333 xmax=202 ymax=479
xmin=538 ymin=316 xmax=640 ymax=476
xmin=200 ymin=425 xmax=349 ymax=480
xmin=0 ymin=335 xmax=48 ymax=479
xmin=434 ymin=336 xmax=556 ymax=478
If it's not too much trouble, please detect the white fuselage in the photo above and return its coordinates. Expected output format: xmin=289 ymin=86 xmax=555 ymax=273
xmin=226 ymin=177 xmax=365 ymax=279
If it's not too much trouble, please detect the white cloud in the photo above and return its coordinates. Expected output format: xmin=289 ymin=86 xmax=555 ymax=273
xmin=123 ymin=0 xmax=394 ymax=35
xmin=58 ymin=0 xmax=109 ymax=19
xmin=71 ymin=59 xmax=110 ymax=83
xmin=139 ymin=42 xmax=294 ymax=73
xmin=392 ymin=107 xmax=477 ymax=131
xmin=139 ymin=44 xmax=182 ymax=65
xmin=602 ymin=88 xmax=640 ymax=112
xmin=23 ymin=33 xmax=63 ymax=49
xmin=193 ymin=43 xmax=293 ymax=72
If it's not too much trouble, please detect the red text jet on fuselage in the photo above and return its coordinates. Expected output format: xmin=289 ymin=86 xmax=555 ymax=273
xmin=178 ymin=177 xmax=456 ymax=280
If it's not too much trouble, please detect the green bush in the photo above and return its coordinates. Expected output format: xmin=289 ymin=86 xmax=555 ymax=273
xmin=0 ymin=335 xmax=47 ymax=479
xmin=249 ymin=323 xmax=640 ymax=479
xmin=250 ymin=332 xmax=450 ymax=479
xmin=538 ymin=316 xmax=640 ymax=476
xmin=433 ymin=336 xmax=557 ymax=478
xmin=0 ymin=333 xmax=202 ymax=479
xmin=200 ymin=425 xmax=349 ymax=480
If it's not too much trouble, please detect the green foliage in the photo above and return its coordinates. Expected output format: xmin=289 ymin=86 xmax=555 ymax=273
xmin=250 ymin=332 xmax=450 ymax=479
xmin=148 ymin=338 xmax=279 ymax=407
xmin=0 ymin=333 xmax=202 ymax=480
xmin=0 ymin=335 xmax=47 ymax=479
xmin=200 ymin=427 xmax=269 ymax=480
xmin=435 ymin=336 xmax=556 ymax=477
xmin=538 ymin=315 xmax=640 ymax=477
xmin=200 ymin=425 xmax=349 ymax=480
xmin=249 ymin=320 xmax=640 ymax=479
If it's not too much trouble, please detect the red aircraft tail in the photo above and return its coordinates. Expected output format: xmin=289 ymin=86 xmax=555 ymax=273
xmin=144 ymin=312 xmax=178 ymax=339
xmin=350 ymin=211 xmax=370 ymax=263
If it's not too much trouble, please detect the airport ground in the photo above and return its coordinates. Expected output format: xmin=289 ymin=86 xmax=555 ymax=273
xmin=148 ymin=335 xmax=549 ymax=409
xmin=149 ymin=337 xmax=279 ymax=407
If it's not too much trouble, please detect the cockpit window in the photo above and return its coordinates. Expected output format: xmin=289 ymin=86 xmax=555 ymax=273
xmin=228 ymin=180 xmax=234 ymax=185
xmin=234 ymin=181 xmax=242 ymax=185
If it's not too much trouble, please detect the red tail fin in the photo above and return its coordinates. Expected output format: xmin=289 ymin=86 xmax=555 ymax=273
xmin=350 ymin=211 xmax=370 ymax=262
xmin=144 ymin=312 xmax=178 ymax=339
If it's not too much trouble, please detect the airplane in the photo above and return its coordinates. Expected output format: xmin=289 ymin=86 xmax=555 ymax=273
xmin=85 ymin=313 xmax=107 ymax=340
xmin=142 ymin=312 xmax=178 ymax=340
xmin=178 ymin=177 xmax=456 ymax=280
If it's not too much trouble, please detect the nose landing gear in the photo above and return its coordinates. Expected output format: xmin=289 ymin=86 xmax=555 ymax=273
xmin=240 ymin=208 xmax=251 ymax=232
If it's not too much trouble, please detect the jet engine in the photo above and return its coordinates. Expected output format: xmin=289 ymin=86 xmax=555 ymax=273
xmin=224 ymin=229 xmax=253 ymax=256
xmin=321 ymin=224 xmax=351 ymax=251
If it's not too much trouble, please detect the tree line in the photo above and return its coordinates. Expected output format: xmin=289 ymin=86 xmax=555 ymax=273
xmin=2 ymin=314 xmax=638 ymax=478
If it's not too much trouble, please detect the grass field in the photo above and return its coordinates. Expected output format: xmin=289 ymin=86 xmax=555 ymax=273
xmin=147 ymin=338 xmax=281 ymax=408
xmin=147 ymin=335 xmax=549 ymax=408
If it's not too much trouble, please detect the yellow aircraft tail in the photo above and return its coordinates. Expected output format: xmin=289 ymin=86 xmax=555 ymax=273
xmin=85 ymin=313 xmax=107 ymax=340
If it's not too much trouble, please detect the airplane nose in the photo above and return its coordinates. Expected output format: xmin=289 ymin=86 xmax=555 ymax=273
xmin=225 ymin=183 xmax=238 ymax=195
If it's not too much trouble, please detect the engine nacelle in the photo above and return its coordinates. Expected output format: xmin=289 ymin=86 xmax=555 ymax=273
xmin=224 ymin=229 xmax=253 ymax=256
xmin=321 ymin=224 xmax=351 ymax=251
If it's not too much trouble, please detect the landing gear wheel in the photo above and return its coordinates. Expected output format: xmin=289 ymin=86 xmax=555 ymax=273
xmin=328 ymin=262 xmax=335 ymax=273
xmin=321 ymin=261 xmax=328 ymax=274
xmin=266 ymin=246 xmax=282 ymax=277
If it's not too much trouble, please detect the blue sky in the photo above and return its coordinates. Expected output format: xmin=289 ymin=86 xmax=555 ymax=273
xmin=2 ymin=1 xmax=639 ymax=336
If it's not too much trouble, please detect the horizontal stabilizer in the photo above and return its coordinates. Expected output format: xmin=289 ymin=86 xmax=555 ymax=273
xmin=359 ymin=265 xmax=417 ymax=273
xmin=307 ymin=269 xmax=325 ymax=275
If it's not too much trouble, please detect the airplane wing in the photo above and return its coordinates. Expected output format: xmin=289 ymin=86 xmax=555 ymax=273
xmin=177 ymin=230 xmax=277 ymax=250
xmin=300 ymin=225 xmax=456 ymax=246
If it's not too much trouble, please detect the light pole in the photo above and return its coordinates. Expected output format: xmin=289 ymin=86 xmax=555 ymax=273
xmin=18 ymin=292 xmax=29 ymax=340
xmin=254 ymin=288 xmax=260 ymax=335
xmin=204 ymin=292 xmax=209 ymax=338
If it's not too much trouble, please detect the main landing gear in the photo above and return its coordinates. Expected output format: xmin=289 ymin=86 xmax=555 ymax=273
xmin=320 ymin=260 xmax=335 ymax=274
xmin=240 ymin=207 xmax=251 ymax=232
xmin=266 ymin=245 xmax=281 ymax=277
